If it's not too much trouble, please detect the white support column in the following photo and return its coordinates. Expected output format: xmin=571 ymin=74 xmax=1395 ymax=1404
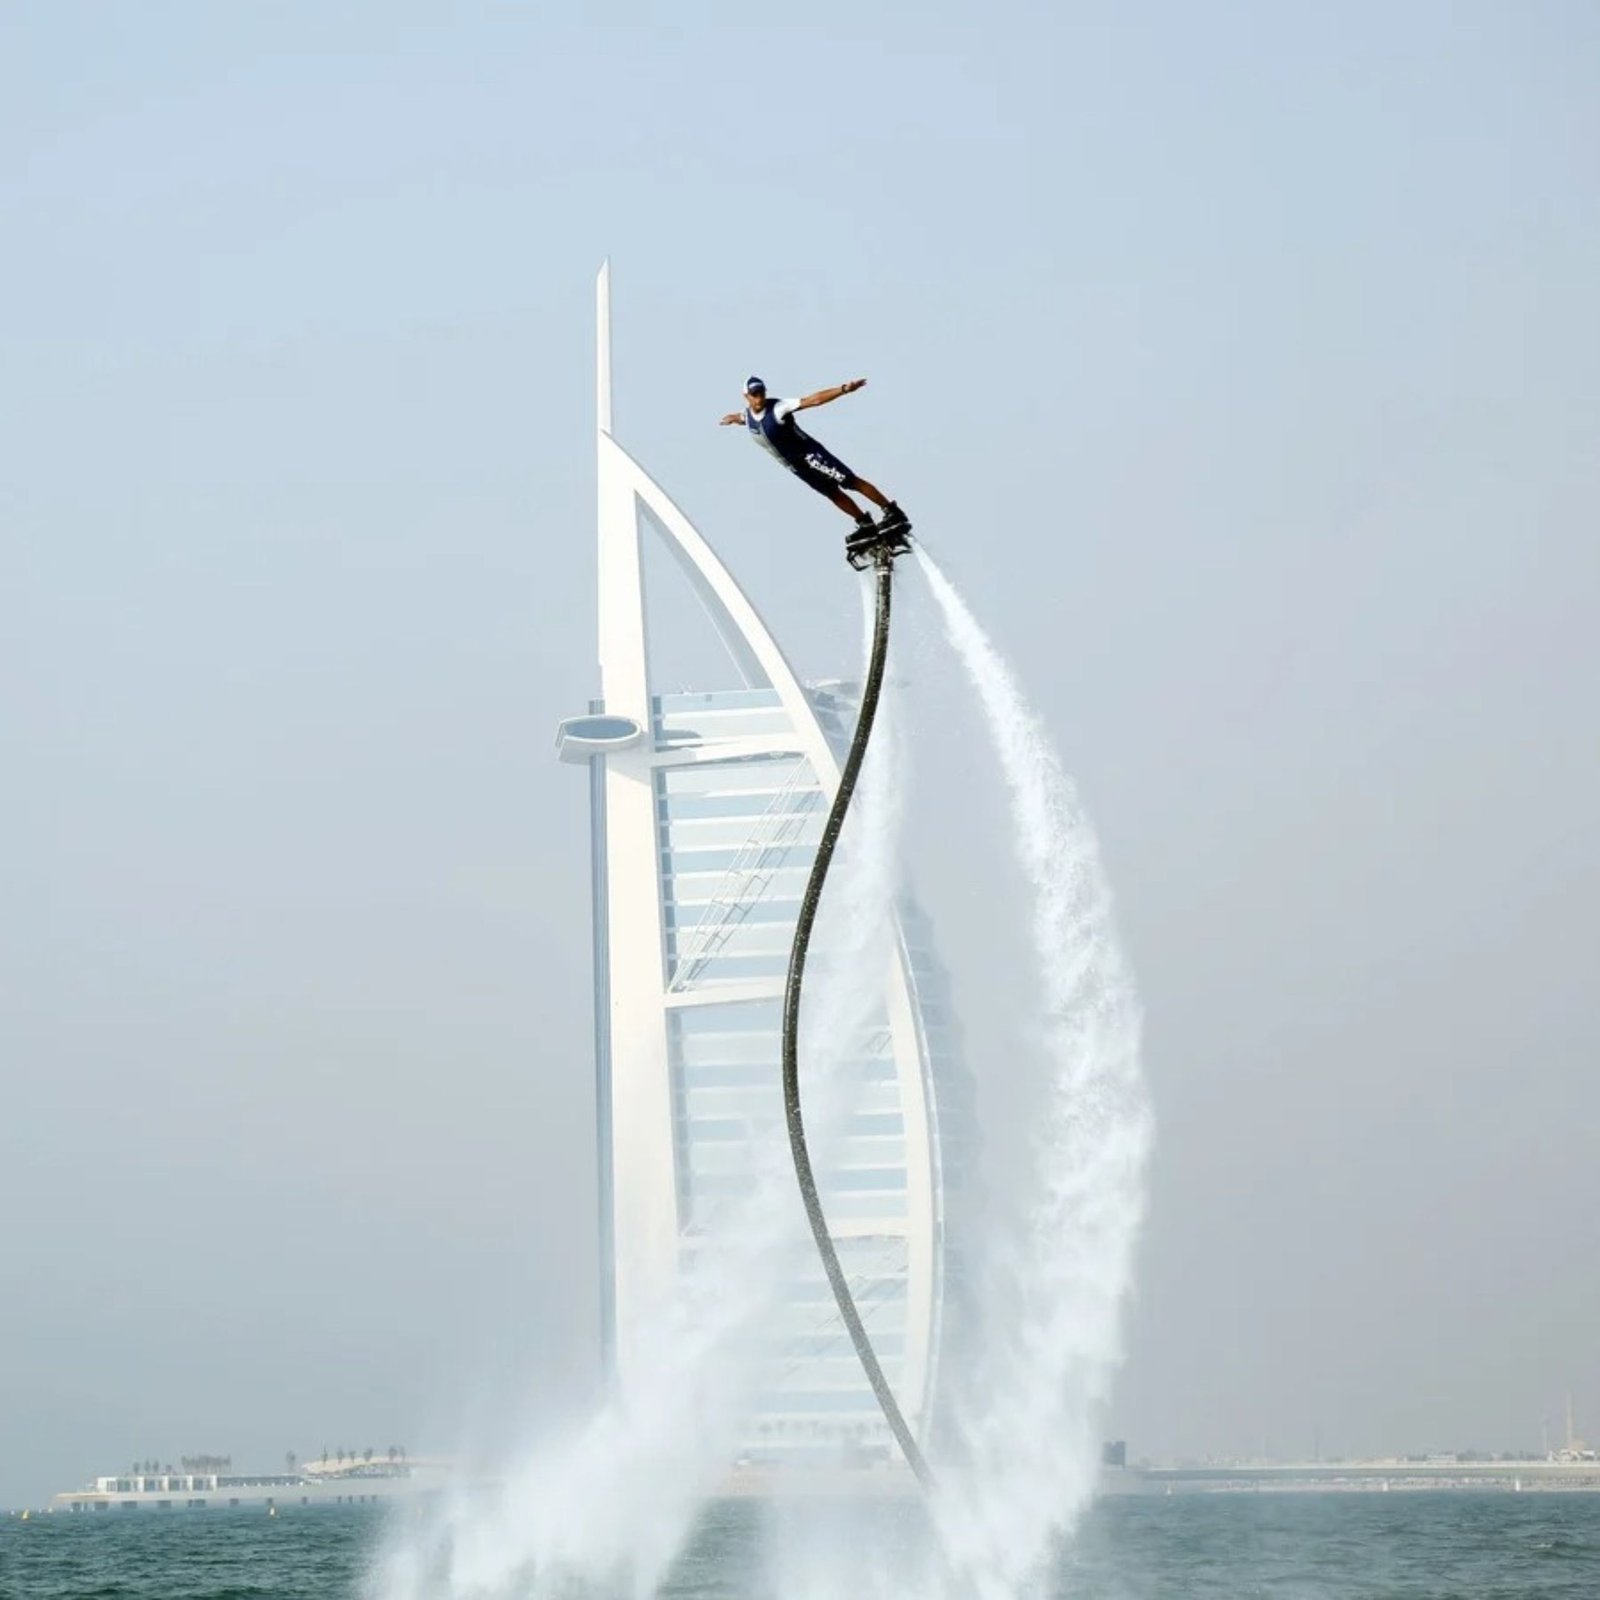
xmin=595 ymin=266 xmax=677 ymax=1380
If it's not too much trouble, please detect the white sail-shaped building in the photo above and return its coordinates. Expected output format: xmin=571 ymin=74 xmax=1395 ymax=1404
xmin=558 ymin=267 xmax=967 ymax=1463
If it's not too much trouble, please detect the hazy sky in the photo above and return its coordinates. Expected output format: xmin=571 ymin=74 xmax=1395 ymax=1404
xmin=3 ymin=2 xmax=1597 ymax=1507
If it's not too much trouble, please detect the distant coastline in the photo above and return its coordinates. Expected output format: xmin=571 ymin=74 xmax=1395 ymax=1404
xmin=1115 ymin=1456 xmax=1600 ymax=1494
xmin=44 ymin=1452 xmax=450 ymax=1515
xmin=12 ymin=1451 xmax=1600 ymax=1520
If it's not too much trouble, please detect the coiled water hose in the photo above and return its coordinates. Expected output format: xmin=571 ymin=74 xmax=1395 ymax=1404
xmin=780 ymin=543 xmax=933 ymax=1491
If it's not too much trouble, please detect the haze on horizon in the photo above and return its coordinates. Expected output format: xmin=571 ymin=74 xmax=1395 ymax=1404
xmin=3 ymin=1 xmax=1597 ymax=1509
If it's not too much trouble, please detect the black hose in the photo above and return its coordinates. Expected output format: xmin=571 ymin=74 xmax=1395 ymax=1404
xmin=780 ymin=545 xmax=933 ymax=1491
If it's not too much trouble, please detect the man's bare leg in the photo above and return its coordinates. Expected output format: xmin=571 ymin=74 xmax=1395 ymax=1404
xmin=826 ymin=487 xmax=871 ymax=521
xmin=850 ymin=478 xmax=892 ymax=512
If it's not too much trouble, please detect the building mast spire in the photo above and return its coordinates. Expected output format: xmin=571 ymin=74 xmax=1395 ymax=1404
xmin=596 ymin=259 xmax=614 ymax=439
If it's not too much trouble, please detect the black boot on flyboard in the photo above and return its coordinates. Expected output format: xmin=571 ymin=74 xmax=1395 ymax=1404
xmin=845 ymin=503 xmax=914 ymax=570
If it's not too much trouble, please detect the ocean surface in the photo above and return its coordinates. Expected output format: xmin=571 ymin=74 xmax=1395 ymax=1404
xmin=4 ymin=1494 xmax=1600 ymax=1600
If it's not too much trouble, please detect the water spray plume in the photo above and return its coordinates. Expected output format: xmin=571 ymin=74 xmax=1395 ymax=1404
xmin=918 ymin=549 xmax=1153 ymax=1599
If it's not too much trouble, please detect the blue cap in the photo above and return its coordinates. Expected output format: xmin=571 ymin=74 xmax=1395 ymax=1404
xmin=744 ymin=376 xmax=766 ymax=395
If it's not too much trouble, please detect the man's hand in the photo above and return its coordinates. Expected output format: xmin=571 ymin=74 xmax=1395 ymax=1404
xmin=799 ymin=378 xmax=868 ymax=410
xmin=718 ymin=411 xmax=744 ymax=426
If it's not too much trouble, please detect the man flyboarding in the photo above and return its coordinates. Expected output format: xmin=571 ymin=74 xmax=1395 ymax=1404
xmin=720 ymin=377 xmax=911 ymax=565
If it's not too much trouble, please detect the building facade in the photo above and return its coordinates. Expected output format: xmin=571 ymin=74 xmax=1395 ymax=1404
xmin=557 ymin=267 xmax=966 ymax=1462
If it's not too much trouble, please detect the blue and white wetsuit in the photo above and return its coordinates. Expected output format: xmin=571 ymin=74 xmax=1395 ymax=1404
xmin=744 ymin=398 xmax=861 ymax=498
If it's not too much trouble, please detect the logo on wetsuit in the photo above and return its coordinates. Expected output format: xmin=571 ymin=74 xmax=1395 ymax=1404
xmin=804 ymin=452 xmax=848 ymax=483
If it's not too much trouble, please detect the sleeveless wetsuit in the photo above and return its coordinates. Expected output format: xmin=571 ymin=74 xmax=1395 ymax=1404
xmin=744 ymin=398 xmax=861 ymax=498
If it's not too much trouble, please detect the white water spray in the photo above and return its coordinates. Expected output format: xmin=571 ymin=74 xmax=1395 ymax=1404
xmin=918 ymin=552 xmax=1153 ymax=1599
xmin=368 ymin=594 xmax=907 ymax=1600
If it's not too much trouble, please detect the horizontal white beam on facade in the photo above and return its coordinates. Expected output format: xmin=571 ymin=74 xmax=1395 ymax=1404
xmin=667 ymin=867 xmax=812 ymax=894
xmin=822 ymin=1217 xmax=916 ymax=1240
xmin=662 ymin=980 xmax=785 ymax=1010
xmin=650 ymin=738 xmax=809 ymax=770
xmin=668 ymin=927 xmax=797 ymax=958
xmin=662 ymin=821 xmax=824 ymax=852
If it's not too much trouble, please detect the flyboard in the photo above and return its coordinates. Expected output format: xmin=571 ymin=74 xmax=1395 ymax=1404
xmin=779 ymin=509 xmax=933 ymax=1491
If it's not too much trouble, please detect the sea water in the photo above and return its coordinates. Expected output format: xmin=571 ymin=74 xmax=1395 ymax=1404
xmin=5 ymin=1494 xmax=1600 ymax=1600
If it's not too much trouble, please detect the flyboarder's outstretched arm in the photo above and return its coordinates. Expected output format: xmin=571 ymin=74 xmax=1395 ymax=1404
xmin=718 ymin=411 xmax=744 ymax=425
xmin=797 ymin=379 xmax=866 ymax=410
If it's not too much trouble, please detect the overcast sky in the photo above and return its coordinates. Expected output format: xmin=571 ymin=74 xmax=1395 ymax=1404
xmin=3 ymin=1 xmax=1597 ymax=1507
